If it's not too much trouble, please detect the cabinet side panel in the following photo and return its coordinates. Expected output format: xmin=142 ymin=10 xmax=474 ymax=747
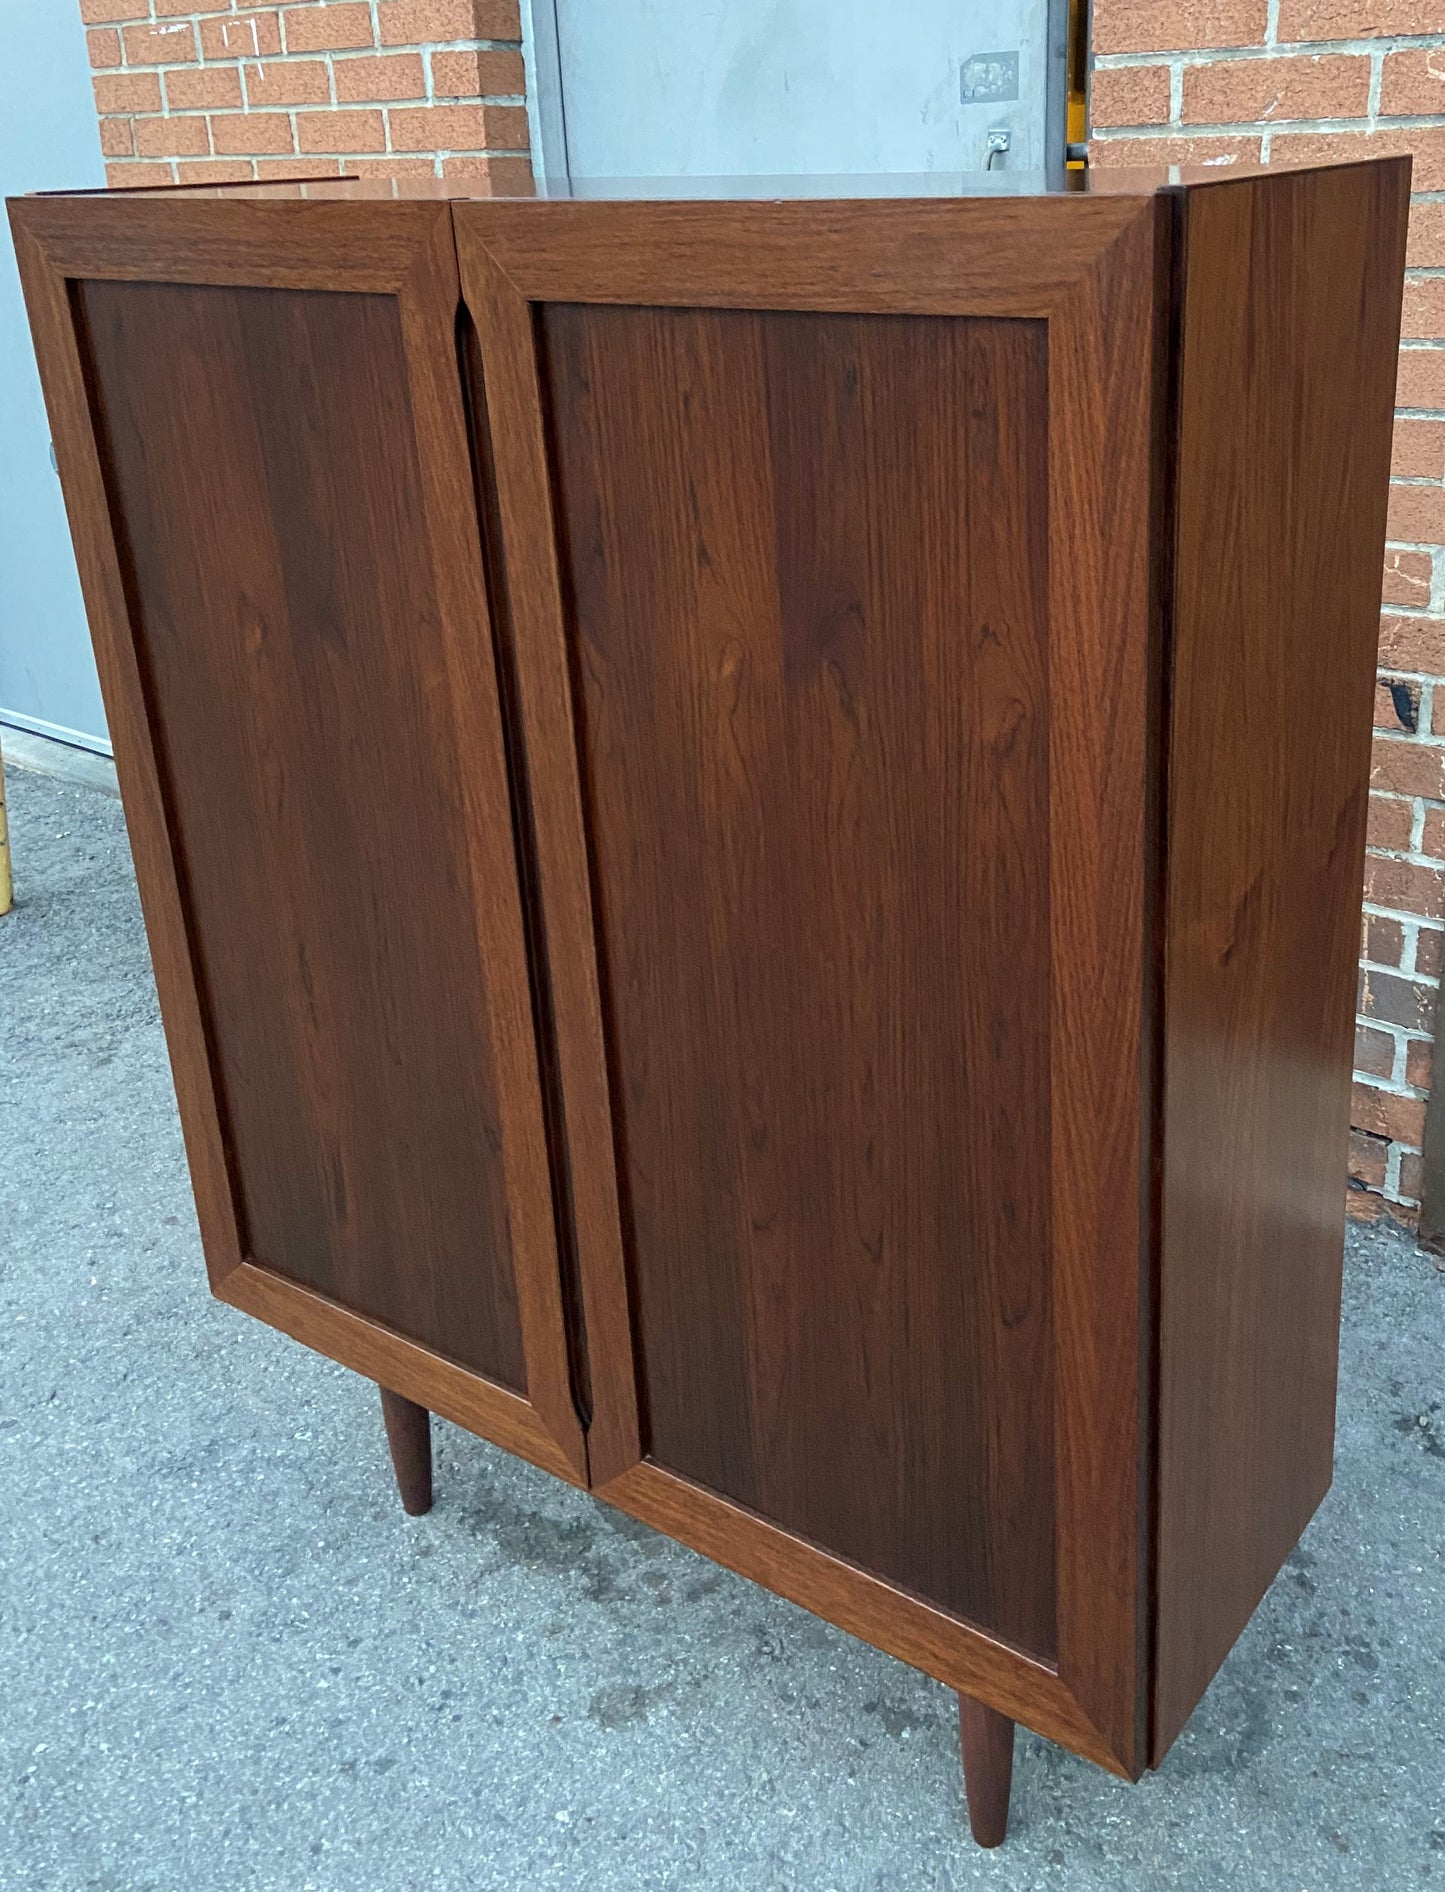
xmin=75 ymin=277 xmax=528 ymax=1390
xmin=541 ymin=303 xmax=1058 ymax=1657
xmin=1155 ymin=158 xmax=1411 ymax=1759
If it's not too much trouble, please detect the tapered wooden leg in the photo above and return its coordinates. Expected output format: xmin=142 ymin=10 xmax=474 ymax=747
xmin=958 ymin=1694 xmax=1014 ymax=1848
xmin=379 ymin=1386 xmax=432 ymax=1516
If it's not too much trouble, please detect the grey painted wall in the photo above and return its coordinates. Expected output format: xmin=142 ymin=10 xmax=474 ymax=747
xmin=1 ymin=0 xmax=108 ymax=753
xmin=544 ymin=0 xmax=1059 ymax=181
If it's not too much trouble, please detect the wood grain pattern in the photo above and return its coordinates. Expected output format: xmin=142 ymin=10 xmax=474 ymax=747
xmin=11 ymin=195 xmax=587 ymax=1479
xmin=543 ymin=302 xmax=1058 ymax=1654
xmin=459 ymin=189 xmax=1163 ymax=1774
xmin=10 ymin=203 xmax=248 ymax=1295
xmin=1043 ymin=191 xmax=1162 ymax=1773
xmin=467 ymin=194 xmax=1154 ymax=316
xmin=457 ymin=234 xmax=642 ymax=1490
xmin=11 ymin=192 xmax=436 ymax=294
xmin=600 ymin=1461 xmax=1127 ymax=1774
xmin=1153 ymin=156 xmax=1412 ymax=1759
xmin=219 ymin=1262 xmax=582 ymax=1485
xmin=77 ymin=275 xmax=534 ymax=1389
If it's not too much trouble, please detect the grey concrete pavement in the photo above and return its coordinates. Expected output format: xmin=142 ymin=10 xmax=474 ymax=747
xmin=1 ymin=758 xmax=1442 ymax=1891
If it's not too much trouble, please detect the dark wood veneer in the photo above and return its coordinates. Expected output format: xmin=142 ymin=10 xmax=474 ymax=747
xmin=11 ymin=193 xmax=591 ymax=1485
xmin=78 ymin=276 xmax=529 ymax=1390
xmin=9 ymin=158 xmax=1410 ymax=1842
xmin=457 ymin=183 xmax=1165 ymax=1780
xmin=541 ymin=300 xmax=1058 ymax=1654
xmin=1153 ymin=156 xmax=1411 ymax=1758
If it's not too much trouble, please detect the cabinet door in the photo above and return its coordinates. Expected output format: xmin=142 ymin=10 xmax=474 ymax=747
xmin=457 ymin=192 xmax=1163 ymax=1773
xmin=12 ymin=192 xmax=585 ymax=1482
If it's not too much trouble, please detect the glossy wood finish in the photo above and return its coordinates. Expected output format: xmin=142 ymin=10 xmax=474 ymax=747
xmin=379 ymin=1387 xmax=433 ymax=1516
xmin=958 ymin=1696 xmax=1015 ymax=1848
xmin=458 ymin=193 xmax=1154 ymax=315
xmin=459 ymin=189 xmax=1163 ymax=1774
xmin=1153 ymin=155 xmax=1412 ymax=1760
xmin=218 ymin=1262 xmax=581 ymax=1485
xmin=10 ymin=166 xmax=1409 ymax=1831
xmin=79 ymin=274 xmax=531 ymax=1389
xmin=602 ymin=1459 xmax=1125 ymax=1772
xmin=542 ymin=301 xmax=1057 ymax=1652
xmin=1031 ymin=193 xmax=1161 ymax=1775
xmin=9 ymin=194 xmax=588 ymax=1481
xmin=458 ymin=228 xmax=642 ymax=1491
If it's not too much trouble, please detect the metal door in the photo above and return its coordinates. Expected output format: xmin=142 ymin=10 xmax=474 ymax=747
xmin=1 ymin=0 xmax=108 ymax=752
xmin=531 ymin=0 xmax=1065 ymax=185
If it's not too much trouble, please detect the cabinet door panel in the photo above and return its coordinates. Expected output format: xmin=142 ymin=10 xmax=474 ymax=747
xmin=457 ymin=194 xmax=1161 ymax=1767
xmin=80 ymin=275 xmax=531 ymax=1387
xmin=544 ymin=301 xmax=1056 ymax=1654
xmin=12 ymin=197 xmax=585 ymax=1479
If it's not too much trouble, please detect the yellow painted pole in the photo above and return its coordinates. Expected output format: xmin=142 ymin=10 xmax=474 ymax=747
xmin=1068 ymin=0 xmax=1089 ymax=165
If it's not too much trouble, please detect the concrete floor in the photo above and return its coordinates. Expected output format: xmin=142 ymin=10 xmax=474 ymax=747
xmin=1 ymin=757 xmax=1443 ymax=1892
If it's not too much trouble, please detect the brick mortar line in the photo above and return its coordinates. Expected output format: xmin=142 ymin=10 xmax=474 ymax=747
xmin=1364 ymin=863 xmax=1445 ymax=891
xmin=110 ymin=44 xmax=523 ymax=73
xmin=112 ymin=94 xmax=529 ymax=116
xmin=1367 ymin=902 xmax=1444 ymax=926
xmin=1359 ymin=1043 xmax=1435 ymax=1071
xmin=1360 ymin=961 xmax=1436 ymax=988
xmin=1360 ymin=1057 xmax=1434 ymax=1084
xmin=1361 ymin=902 xmax=1445 ymax=938
xmin=1363 ymin=967 xmax=1438 ymax=995
xmin=1093 ymin=111 xmax=1445 ymax=134
xmin=1350 ymin=1063 xmax=1430 ymax=1103
xmin=1094 ymin=120 xmax=1445 ymax=136
xmin=1357 ymin=1020 xmax=1436 ymax=1059
xmin=1094 ymin=36 xmax=1445 ymax=66
xmin=110 ymin=38 xmax=522 ymax=73
xmin=1369 ymin=46 xmax=1386 ymax=118
xmin=1370 ymin=807 xmax=1442 ymax=833
xmin=1367 ymin=904 xmax=1441 ymax=957
xmin=1363 ymin=842 xmax=1445 ymax=867
xmin=1361 ymin=921 xmax=1445 ymax=946
xmin=1353 ymin=1026 xmax=1433 ymax=1098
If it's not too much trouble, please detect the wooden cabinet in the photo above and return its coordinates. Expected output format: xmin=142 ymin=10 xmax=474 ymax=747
xmin=10 ymin=158 xmax=1409 ymax=1844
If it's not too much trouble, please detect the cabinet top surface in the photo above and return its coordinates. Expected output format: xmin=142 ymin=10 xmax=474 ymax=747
xmin=13 ymin=153 xmax=1404 ymax=210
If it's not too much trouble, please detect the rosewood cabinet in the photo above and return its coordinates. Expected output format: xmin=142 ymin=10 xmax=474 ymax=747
xmin=10 ymin=159 xmax=1409 ymax=1844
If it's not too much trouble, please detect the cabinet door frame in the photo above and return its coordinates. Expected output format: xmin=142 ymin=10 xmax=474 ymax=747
xmin=10 ymin=192 xmax=588 ymax=1486
xmin=456 ymin=191 xmax=1166 ymax=1774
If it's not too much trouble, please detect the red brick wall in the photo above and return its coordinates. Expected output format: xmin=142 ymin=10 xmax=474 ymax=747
xmin=1092 ymin=0 xmax=1445 ymax=1225
xmin=80 ymin=0 xmax=533 ymax=191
